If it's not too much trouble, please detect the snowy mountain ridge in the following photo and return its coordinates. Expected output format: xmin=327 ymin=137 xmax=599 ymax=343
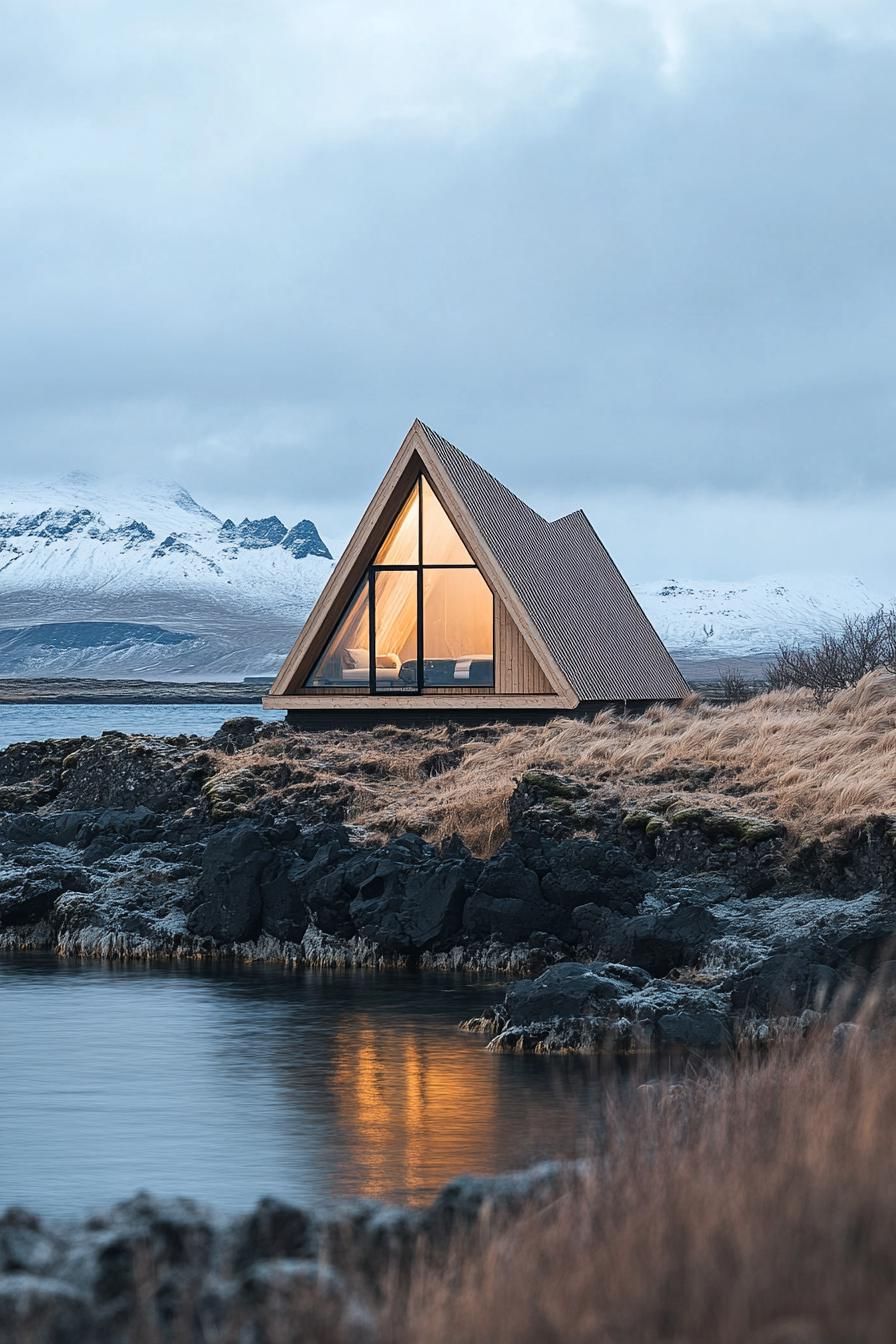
xmin=0 ymin=472 xmax=335 ymax=678
xmin=0 ymin=472 xmax=333 ymax=621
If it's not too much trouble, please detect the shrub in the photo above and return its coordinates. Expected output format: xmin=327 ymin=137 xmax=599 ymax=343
xmin=767 ymin=606 xmax=896 ymax=701
xmin=717 ymin=666 xmax=758 ymax=703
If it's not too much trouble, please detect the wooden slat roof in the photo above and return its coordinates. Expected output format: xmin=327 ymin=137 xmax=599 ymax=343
xmin=419 ymin=422 xmax=690 ymax=702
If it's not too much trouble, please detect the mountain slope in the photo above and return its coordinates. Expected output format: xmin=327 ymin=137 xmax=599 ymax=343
xmin=0 ymin=473 xmax=334 ymax=678
xmin=634 ymin=574 xmax=895 ymax=659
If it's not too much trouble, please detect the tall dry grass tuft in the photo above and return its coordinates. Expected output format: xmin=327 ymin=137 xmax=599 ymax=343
xmin=388 ymin=1026 xmax=896 ymax=1344
xmin=210 ymin=671 xmax=896 ymax=855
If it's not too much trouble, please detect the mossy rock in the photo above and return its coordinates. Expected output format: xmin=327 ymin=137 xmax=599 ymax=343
xmin=666 ymin=805 xmax=783 ymax=845
xmin=665 ymin=805 xmax=713 ymax=828
xmin=201 ymin=768 xmax=261 ymax=819
xmin=649 ymin=794 xmax=683 ymax=814
xmin=734 ymin=818 xmax=785 ymax=844
xmin=520 ymin=771 xmax=586 ymax=802
xmin=622 ymin=808 xmax=660 ymax=832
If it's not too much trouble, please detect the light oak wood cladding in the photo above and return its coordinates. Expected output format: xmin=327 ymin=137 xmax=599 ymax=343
xmin=270 ymin=422 xmax=577 ymax=707
xmin=268 ymin=418 xmax=687 ymax=714
xmin=268 ymin=694 xmax=562 ymax=710
xmin=495 ymin=595 xmax=554 ymax=695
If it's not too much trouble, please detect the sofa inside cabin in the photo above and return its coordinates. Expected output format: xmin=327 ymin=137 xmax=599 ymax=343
xmin=336 ymin=648 xmax=494 ymax=688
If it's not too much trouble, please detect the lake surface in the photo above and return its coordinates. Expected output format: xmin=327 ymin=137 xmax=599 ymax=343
xmin=0 ymin=702 xmax=282 ymax=748
xmin=0 ymin=955 xmax=626 ymax=1216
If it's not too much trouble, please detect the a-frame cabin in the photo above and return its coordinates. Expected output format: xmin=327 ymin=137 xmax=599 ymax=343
xmin=264 ymin=421 xmax=689 ymax=725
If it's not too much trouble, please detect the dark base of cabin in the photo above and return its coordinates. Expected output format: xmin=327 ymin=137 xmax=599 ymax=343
xmin=284 ymin=702 xmax=660 ymax=730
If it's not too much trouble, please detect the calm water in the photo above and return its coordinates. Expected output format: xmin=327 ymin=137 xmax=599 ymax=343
xmin=0 ymin=701 xmax=282 ymax=747
xmin=0 ymin=955 xmax=621 ymax=1216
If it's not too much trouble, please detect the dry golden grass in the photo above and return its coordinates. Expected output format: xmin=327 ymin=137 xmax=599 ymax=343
xmin=387 ymin=1024 xmax=896 ymax=1344
xmin=209 ymin=671 xmax=896 ymax=856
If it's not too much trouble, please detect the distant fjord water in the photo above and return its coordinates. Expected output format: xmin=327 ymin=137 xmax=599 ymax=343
xmin=0 ymin=701 xmax=281 ymax=748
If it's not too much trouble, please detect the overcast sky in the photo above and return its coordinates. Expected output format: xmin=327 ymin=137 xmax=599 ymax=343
xmin=3 ymin=1 xmax=896 ymax=584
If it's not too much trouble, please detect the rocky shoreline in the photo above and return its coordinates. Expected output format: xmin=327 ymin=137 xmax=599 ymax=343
xmin=2 ymin=716 xmax=896 ymax=1051
xmin=0 ymin=1162 xmax=578 ymax=1343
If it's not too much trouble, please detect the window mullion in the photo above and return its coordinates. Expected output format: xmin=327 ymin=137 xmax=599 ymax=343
xmin=416 ymin=477 xmax=424 ymax=693
xmin=416 ymin=566 xmax=424 ymax=693
xmin=368 ymin=569 xmax=376 ymax=695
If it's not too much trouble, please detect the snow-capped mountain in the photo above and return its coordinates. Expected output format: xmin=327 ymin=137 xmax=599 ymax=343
xmin=0 ymin=472 xmax=332 ymax=611
xmin=635 ymin=574 xmax=895 ymax=659
xmin=1 ymin=472 xmax=891 ymax=680
xmin=0 ymin=473 xmax=334 ymax=679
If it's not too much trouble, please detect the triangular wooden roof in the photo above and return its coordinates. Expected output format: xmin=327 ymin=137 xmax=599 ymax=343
xmin=271 ymin=420 xmax=688 ymax=704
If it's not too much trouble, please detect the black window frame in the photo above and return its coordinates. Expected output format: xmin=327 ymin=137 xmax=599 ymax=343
xmin=367 ymin=475 xmax=495 ymax=695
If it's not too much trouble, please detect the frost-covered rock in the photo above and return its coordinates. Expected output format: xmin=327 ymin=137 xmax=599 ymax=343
xmin=0 ymin=1168 xmax=582 ymax=1343
xmin=485 ymin=960 xmax=731 ymax=1053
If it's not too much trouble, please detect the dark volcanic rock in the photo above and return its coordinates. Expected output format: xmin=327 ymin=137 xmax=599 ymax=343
xmin=570 ymin=902 xmax=627 ymax=954
xmin=288 ymin=828 xmax=357 ymax=936
xmin=189 ymin=822 xmax=270 ymax=942
xmin=539 ymin=837 xmax=642 ymax=914
xmin=189 ymin=820 xmax=328 ymax=947
xmin=347 ymin=834 xmax=474 ymax=953
xmin=350 ymin=863 xmax=468 ymax=953
xmin=0 ymin=877 xmax=64 ymax=926
xmin=3 ymin=726 xmax=896 ymax=1051
xmin=0 ymin=1274 xmax=95 ymax=1344
xmin=0 ymin=809 xmax=95 ymax=848
xmin=621 ymin=904 xmax=723 ymax=975
xmin=655 ymin=1005 xmax=729 ymax=1049
xmin=727 ymin=953 xmax=848 ymax=1016
xmin=231 ymin=1198 xmax=317 ymax=1271
xmin=236 ymin=1259 xmax=363 ymax=1343
xmin=463 ymin=849 xmax=566 ymax=942
xmin=211 ymin=716 xmax=266 ymax=753
xmin=491 ymin=959 xmax=731 ymax=1053
xmin=423 ymin=1160 xmax=581 ymax=1237
xmin=504 ymin=960 xmax=645 ymax=1024
xmin=0 ymin=1209 xmax=62 ymax=1277
xmin=400 ymin=864 xmax=469 ymax=947
xmin=88 ymin=1194 xmax=215 ymax=1319
xmin=0 ymin=1168 xmax=582 ymax=1343
xmin=56 ymin=735 xmax=212 ymax=814
xmin=258 ymin=857 xmax=310 ymax=944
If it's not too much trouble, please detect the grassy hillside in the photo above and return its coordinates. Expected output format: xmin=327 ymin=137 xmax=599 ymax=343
xmin=209 ymin=670 xmax=896 ymax=855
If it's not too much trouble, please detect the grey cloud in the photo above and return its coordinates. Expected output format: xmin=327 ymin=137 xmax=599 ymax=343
xmin=1 ymin=4 xmax=895 ymax=578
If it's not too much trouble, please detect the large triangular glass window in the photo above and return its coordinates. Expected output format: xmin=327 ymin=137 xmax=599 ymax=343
xmin=305 ymin=580 xmax=370 ymax=688
xmin=306 ymin=474 xmax=494 ymax=692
